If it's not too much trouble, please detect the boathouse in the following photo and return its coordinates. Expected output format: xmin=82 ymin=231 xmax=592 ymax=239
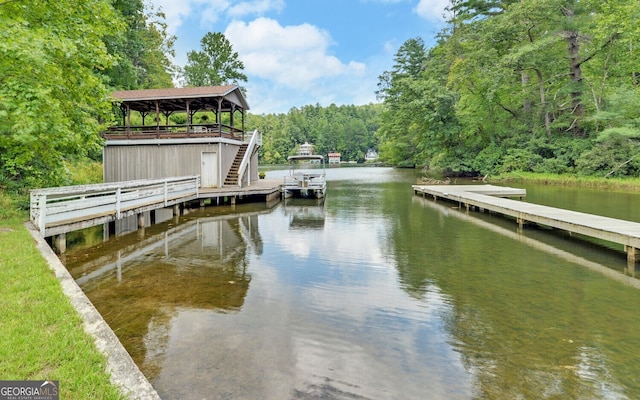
xmin=103 ymin=85 xmax=261 ymax=188
xmin=328 ymin=152 xmax=341 ymax=164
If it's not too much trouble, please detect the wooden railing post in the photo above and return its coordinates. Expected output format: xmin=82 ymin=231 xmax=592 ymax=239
xmin=164 ymin=180 xmax=168 ymax=206
xmin=38 ymin=194 xmax=47 ymax=235
xmin=115 ymin=187 xmax=122 ymax=219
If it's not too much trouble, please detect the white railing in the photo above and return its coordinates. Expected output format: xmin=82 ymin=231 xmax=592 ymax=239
xmin=30 ymin=176 xmax=200 ymax=237
xmin=238 ymin=129 xmax=262 ymax=187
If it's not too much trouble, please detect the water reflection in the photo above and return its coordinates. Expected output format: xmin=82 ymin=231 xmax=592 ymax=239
xmin=64 ymin=169 xmax=640 ymax=399
xmin=412 ymin=195 xmax=640 ymax=288
xmin=66 ymin=212 xmax=263 ymax=379
xmin=400 ymin=189 xmax=640 ymax=399
xmin=283 ymin=197 xmax=326 ymax=230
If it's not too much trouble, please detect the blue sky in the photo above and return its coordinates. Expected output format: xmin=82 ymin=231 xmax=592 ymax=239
xmin=148 ymin=0 xmax=449 ymax=114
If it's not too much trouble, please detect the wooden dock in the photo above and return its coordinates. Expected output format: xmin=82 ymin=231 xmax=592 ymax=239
xmin=31 ymin=176 xmax=201 ymax=238
xmin=30 ymin=177 xmax=282 ymax=253
xmin=199 ymin=179 xmax=282 ymax=203
xmin=413 ymin=184 xmax=640 ymax=265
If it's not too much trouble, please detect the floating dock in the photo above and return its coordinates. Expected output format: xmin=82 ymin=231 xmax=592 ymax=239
xmin=413 ymin=184 xmax=640 ymax=265
xmin=199 ymin=179 xmax=282 ymax=203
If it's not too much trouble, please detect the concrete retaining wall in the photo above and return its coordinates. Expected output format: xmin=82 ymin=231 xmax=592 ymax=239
xmin=27 ymin=223 xmax=160 ymax=400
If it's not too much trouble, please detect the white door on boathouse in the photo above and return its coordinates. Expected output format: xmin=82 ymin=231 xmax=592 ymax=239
xmin=201 ymin=152 xmax=218 ymax=187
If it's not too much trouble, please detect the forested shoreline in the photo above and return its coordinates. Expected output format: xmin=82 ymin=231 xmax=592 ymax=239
xmin=249 ymin=1 xmax=640 ymax=178
xmin=2 ymin=3 xmax=640 ymax=397
xmin=247 ymin=104 xmax=381 ymax=164
xmin=375 ymin=0 xmax=640 ymax=177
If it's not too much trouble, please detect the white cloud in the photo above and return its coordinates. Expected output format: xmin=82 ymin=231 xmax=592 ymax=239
xmin=146 ymin=1 xmax=382 ymax=113
xmin=148 ymin=0 xmax=285 ymax=34
xmin=199 ymin=0 xmax=233 ymax=27
xmin=414 ymin=0 xmax=450 ymax=22
xmin=225 ymin=18 xmax=366 ymax=89
xmin=146 ymin=0 xmax=210 ymax=34
xmin=223 ymin=17 xmax=374 ymax=113
xmin=227 ymin=0 xmax=285 ymax=18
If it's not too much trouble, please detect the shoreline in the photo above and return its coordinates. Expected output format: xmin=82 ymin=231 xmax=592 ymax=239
xmin=490 ymin=172 xmax=640 ymax=192
xmin=26 ymin=222 xmax=160 ymax=399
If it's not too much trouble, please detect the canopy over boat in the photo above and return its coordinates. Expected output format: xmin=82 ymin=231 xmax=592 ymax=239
xmin=287 ymin=155 xmax=325 ymax=161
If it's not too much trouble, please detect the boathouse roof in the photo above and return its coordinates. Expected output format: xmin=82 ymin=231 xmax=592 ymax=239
xmin=111 ymin=85 xmax=250 ymax=112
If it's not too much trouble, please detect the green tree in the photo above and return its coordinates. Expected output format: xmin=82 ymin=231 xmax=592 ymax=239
xmin=371 ymin=0 xmax=640 ymax=177
xmin=0 ymin=0 xmax=120 ymax=189
xmin=183 ymin=32 xmax=247 ymax=87
xmin=247 ymin=104 xmax=380 ymax=164
xmin=104 ymin=0 xmax=176 ymax=89
xmin=375 ymin=38 xmax=427 ymax=167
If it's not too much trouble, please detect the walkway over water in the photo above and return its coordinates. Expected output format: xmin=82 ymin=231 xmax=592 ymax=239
xmin=30 ymin=176 xmax=282 ymax=252
xmin=413 ymin=184 xmax=640 ymax=265
xmin=31 ymin=176 xmax=201 ymax=238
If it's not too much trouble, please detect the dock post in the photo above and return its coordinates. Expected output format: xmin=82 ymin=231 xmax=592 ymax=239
xmin=624 ymin=246 xmax=640 ymax=278
xmin=200 ymin=199 xmax=206 ymax=207
xmin=103 ymin=222 xmax=110 ymax=242
xmin=624 ymin=246 xmax=640 ymax=266
xmin=137 ymin=213 xmax=145 ymax=229
xmin=173 ymin=204 xmax=180 ymax=217
xmin=55 ymin=233 xmax=66 ymax=254
xmin=231 ymin=196 xmax=236 ymax=205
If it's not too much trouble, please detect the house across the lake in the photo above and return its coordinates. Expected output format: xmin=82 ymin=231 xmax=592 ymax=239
xmin=299 ymin=142 xmax=314 ymax=156
xmin=103 ymin=85 xmax=261 ymax=189
xmin=365 ymin=149 xmax=379 ymax=161
xmin=328 ymin=152 xmax=341 ymax=164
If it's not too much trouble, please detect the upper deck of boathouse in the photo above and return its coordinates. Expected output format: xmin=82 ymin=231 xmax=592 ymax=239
xmin=103 ymin=85 xmax=249 ymax=141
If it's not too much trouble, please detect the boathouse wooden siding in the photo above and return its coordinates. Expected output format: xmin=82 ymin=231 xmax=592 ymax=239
xmin=103 ymin=142 xmax=248 ymax=186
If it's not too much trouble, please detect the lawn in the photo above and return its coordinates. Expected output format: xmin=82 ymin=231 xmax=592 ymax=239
xmin=0 ymin=192 xmax=125 ymax=399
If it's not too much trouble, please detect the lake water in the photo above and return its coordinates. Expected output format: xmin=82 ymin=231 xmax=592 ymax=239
xmin=63 ymin=167 xmax=640 ymax=399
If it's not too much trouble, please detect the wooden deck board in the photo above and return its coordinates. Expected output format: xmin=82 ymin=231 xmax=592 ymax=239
xmin=199 ymin=179 xmax=282 ymax=198
xmin=413 ymin=184 xmax=640 ymax=250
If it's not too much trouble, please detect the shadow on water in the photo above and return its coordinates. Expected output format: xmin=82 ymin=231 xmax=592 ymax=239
xmin=389 ymin=184 xmax=640 ymax=399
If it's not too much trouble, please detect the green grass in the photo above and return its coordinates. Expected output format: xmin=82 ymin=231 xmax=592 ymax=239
xmin=0 ymin=192 xmax=125 ymax=399
xmin=493 ymin=171 xmax=640 ymax=192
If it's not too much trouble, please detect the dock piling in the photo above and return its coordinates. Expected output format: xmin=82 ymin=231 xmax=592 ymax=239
xmin=137 ymin=213 xmax=145 ymax=229
xmin=626 ymin=246 xmax=640 ymax=265
xmin=55 ymin=233 xmax=66 ymax=254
